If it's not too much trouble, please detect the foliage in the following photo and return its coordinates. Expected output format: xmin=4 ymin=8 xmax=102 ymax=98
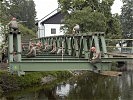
xmin=106 ymin=14 xmax=122 ymax=39
xmin=19 ymin=24 xmax=36 ymax=38
xmin=0 ymin=71 xmax=72 ymax=92
xmin=0 ymin=0 xmax=10 ymax=25
xmin=3 ymin=0 xmax=36 ymax=29
xmin=120 ymin=0 xmax=133 ymax=38
xmin=0 ymin=24 xmax=36 ymax=46
xmin=0 ymin=0 xmax=37 ymax=44
xmin=61 ymin=7 xmax=107 ymax=34
xmin=58 ymin=0 xmax=122 ymax=38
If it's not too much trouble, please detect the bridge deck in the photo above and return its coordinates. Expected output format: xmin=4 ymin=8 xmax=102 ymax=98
xmin=9 ymin=61 xmax=111 ymax=72
xmin=105 ymin=52 xmax=133 ymax=57
xmin=21 ymin=57 xmax=133 ymax=62
xmin=9 ymin=56 xmax=133 ymax=72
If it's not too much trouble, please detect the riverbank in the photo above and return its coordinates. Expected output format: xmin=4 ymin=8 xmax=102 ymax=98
xmin=0 ymin=71 xmax=73 ymax=94
xmin=1 ymin=71 xmax=88 ymax=100
xmin=0 ymin=62 xmax=125 ymax=95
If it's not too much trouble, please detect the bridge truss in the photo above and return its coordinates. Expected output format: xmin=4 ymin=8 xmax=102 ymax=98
xmin=8 ymin=32 xmax=133 ymax=75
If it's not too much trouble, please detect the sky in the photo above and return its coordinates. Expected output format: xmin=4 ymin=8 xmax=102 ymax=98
xmin=111 ymin=0 xmax=123 ymax=15
xmin=33 ymin=0 xmax=58 ymax=20
xmin=33 ymin=0 xmax=123 ymax=20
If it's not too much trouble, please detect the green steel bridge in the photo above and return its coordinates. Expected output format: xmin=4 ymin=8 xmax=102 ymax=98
xmin=8 ymin=31 xmax=133 ymax=75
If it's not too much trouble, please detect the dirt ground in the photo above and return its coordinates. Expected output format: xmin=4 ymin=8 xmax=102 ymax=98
xmin=0 ymin=63 xmax=8 ymax=70
xmin=100 ymin=71 xmax=122 ymax=76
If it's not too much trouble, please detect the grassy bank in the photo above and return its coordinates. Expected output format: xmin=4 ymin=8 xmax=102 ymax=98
xmin=0 ymin=71 xmax=72 ymax=93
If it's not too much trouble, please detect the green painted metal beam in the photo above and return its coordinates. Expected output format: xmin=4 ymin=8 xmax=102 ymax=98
xmin=22 ymin=54 xmax=69 ymax=56
xmin=17 ymin=33 xmax=21 ymax=61
xmin=8 ymin=33 xmax=14 ymax=62
xmin=83 ymin=37 xmax=89 ymax=59
xmin=22 ymin=55 xmax=75 ymax=58
xmin=8 ymin=32 xmax=133 ymax=74
xmin=102 ymin=57 xmax=133 ymax=62
xmin=9 ymin=61 xmax=111 ymax=72
xmin=22 ymin=57 xmax=133 ymax=62
xmin=21 ymin=58 xmax=87 ymax=61
xmin=100 ymin=35 xmax=108 ymax=58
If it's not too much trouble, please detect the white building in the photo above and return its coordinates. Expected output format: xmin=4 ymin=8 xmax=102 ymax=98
xmin=36 ymin=9 xmax=65 ymax=37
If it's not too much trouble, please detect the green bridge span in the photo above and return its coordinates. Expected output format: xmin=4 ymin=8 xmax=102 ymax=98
xmin=8 ymin=31 xmax=133 ymax=75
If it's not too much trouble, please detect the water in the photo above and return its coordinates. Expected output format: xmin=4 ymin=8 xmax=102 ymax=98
xmin=1 ymin=71 xmax=133 ymax=100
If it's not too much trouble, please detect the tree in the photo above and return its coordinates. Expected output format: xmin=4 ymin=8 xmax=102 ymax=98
xmin=3 ymin=0 xmax=36 ymax=29
xmin=0 ymin=0 xmax=10 ymax=41
xmin=0 ymin=0 xmax=36 ymax=28
xmin=61 ymin=7 xmax=107 ymax=33
xmin=58 ymin=0 xmax=122 ymax=38
xmin=120 ymin=0 xmax=133 ymax=47
xmin=24 ymin=0 xmax=36 ymax=29
xmin=106 ymin=14 xmax=122 ymax=39
xmin=121 ymin=0 xmax=133 ymax=38
xmin=0 ymin=0 xmax=36 ymax=44
xmin=0 ymin=0 xmax=10 ymax=25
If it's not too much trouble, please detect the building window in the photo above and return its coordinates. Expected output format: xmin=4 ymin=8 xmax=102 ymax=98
xmin=51 ymin=28 xmax=56 ymax=34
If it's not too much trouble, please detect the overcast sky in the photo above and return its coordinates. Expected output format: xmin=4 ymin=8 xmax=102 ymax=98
xmin=34 ymin=0 xmax=123 ymax=20
xmin=33 ymin=0 xmax=58 ymax=19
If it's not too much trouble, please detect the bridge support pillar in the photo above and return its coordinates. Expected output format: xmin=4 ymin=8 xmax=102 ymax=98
xmin=68 ymin=37 xmax=72 ymax=55
xmin=8 ymin=32 xmax=14 ymax=62
xmin=16 ymin=33 xmax=21 ymax=62
xmin=93 ymin=35 xmax=100 ymax=53
xmin=100 ymin=35 xmax=108 ymax=58
xmin=83 ymin=37 xmax=89 ymax=59
xmin=8 ymin=31 xmax=22 ymax=75
xmin=74 ymin=38 xmax=79 ymax=57
xmin=8 ymin=31 xmax=22 ymax=62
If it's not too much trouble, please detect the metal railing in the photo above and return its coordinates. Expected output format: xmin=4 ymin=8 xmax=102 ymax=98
xmin=106 ymin=39 xmax=133 ymax=54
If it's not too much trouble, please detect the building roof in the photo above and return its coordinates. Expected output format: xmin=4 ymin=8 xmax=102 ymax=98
xmin=41 ymin=11 xmax=65 ymax=25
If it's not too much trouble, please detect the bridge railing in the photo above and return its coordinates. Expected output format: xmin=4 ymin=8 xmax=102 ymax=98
xmin=29 ymin=32 xmax=108 ymax=59
xmin=105 ymin=39 xmax=133 ymax=54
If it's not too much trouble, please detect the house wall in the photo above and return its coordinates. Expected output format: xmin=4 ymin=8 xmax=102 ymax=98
xmin=37 ymin=22 xmax=44 ymax=38
xmin=43 ymin=24 xmax=64 ymax=37
xmin=38 ymin=25 xmax=45 ymax=37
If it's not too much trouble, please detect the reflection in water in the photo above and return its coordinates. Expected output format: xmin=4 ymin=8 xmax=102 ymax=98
xmin=1 ymin=71 xmax=133 ymax=100
xmin=55 ymin=83 xmax=77 ymax=99
xmin=56 ymin=83 xmax=70 ymax=97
